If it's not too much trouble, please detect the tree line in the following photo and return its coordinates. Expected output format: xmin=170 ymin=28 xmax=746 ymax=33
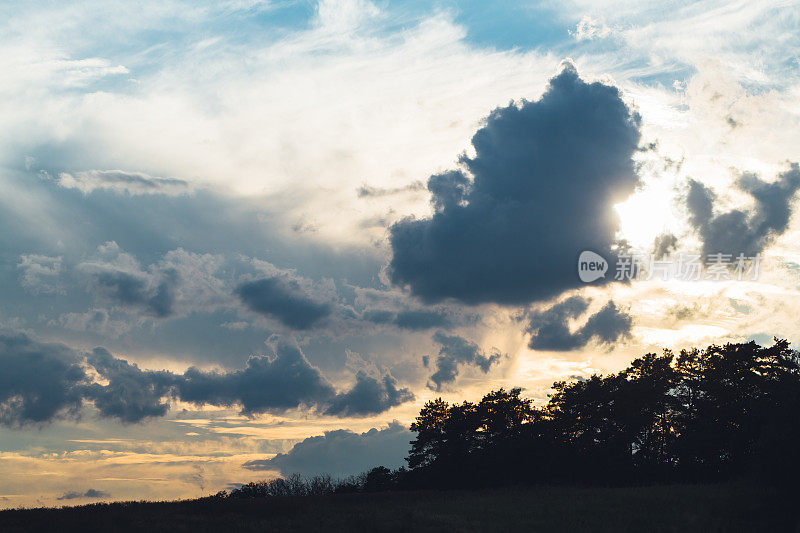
xmin=229 ymin=339 xmax=800 ymax=498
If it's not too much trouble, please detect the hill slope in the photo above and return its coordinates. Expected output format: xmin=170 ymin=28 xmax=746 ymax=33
xmin=0 ymin=484 xmax=795 ymax=532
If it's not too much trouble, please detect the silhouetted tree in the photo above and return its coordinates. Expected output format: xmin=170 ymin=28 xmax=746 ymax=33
xmin=363 ymin=466 xmax=394 ymax=492
xmin=407 ymin=398 xmax=450 ymax=470
xmin=231 ymin=339 xmax=800 ymax=497
xmin=403 ymin=339 xmax=800 ymax=489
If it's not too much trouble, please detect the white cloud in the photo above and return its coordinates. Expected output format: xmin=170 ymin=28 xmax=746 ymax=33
xmin=0 ymin=2 xmax=560 ymax=248
xmin=58 ymin=170 xmax=191 ymax=196
xmin=571 ymin=15 xmax=612 ymax=41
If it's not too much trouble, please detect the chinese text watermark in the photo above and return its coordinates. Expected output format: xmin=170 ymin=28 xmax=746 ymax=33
xmin=579 ymin=252 xmax=761 ymax=283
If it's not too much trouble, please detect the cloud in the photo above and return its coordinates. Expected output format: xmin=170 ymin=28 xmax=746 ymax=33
xmin=357 ymin=181 xmax=425 ymax=198
xmin=242 ymin=421 xmax=413 ymax=477
xmin=178 ymin=339 xmax=413 ymax=417
xmin=57 ymin=488 xmax=110 ymax=500
xmin=79 ymin=242 xmax=178 ymax=318
xmin=526 ymin=296 xmax=589 ymax=351
xmin=652 ymin=233 xmax=677 ymax=258
xmin=0 ymin=333 xmax=176 ymax=426
xmin=0 ymin=333 xmax=414 ymax=426
xmin=580 ymin=300 xmax=634 ymax=344
xmin=388 ymin=64 xmax=642 ymax=305
xmin=425 ymin=331 xmax=502 ymax=391
xmin=74 ymin=243 xmax=231 ymax=321
xmin=0 ymin=0 xmax=560 ymax=256
xmin=394 ymin=310 xmax=451 ymax=330
xmin=91 ymin=269 xmax=176 ymax=318
xmin=17 ymin=254 xmax=64 ymax=295
xmin=58 ymin=170 xmax=191 ymax=196
xmin=686 ymin=163 xmax=800 ymax=256
xmin=325 ymin=372 xmax=414 ymax=417
xmin=83 ymin=348 xmax=175 ymax=423
xmin=236 ymin=277 xmax=332 ymax=330
xmin=57 ymin=309 xmax=126 ymax=336
xmin=361 ymin=308 xmax=451 ymax=331
xmin=0 ymin=333 xmax=86 ymax=426
xmin=177 ymin=339 xmax=338 ymax=415
xmin=526 ymin=296 xmax=632 ymax=351
xmin=571 ymin=15 xmax=612 ymax=41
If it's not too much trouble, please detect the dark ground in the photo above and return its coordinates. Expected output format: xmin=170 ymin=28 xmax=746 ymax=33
xmin=0 ymin=483 xmax=796 ymax=532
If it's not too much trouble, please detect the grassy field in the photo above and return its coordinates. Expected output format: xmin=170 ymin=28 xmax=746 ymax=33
xmin=0 ymin=484 xmax=796 ymax=532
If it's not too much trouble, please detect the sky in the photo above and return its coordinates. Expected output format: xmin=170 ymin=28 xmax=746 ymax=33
xmin=1 ymin=0 xmax=800 ymax=508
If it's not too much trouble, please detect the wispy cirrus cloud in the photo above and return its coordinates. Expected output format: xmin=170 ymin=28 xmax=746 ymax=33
xmin=58 ymin=170 xmax=191 ymax=196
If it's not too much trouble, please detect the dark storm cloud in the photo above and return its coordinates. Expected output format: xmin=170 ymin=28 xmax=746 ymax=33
xmin=426 ymin=170 xmax=471 ymax=212
xmin=425 ymin=331 xmax=502 ymax=391
xmin=686 ymin=163 xmax=800 ymax=256
xmin=0 ymin=333 xmax=414 ymax=426
xmin=176 ymin=340 xmax=337 ymax=414
xmin=526 ymin=296 xmax=589 ymax=351
xmin=83 ymin=348 xmax=175 ymax=423
xmin=57 ymin=489 xmax=110 ymax=501
xmin=362 ymin=308 xmax=451 ymax=330
xmin=526 ymin=296 xmax=632 ymax=351
xmin=0 ymin=333 xmax=176 ymax=426
xmin=325 ymin=372 xmax=414 ymax=417
xmin=242 ymin=422 xmax=413 ymax=477
xmin=0 ymin=333 xmax=85 ymax=426
xmin=178 ymin=339 xmax=413 ymax=417
xmin=89 ymin=268 xmax=177 ymax=318
xmin=388 ymin=64 xmax=642 ymax=305
xmin=236 ymin=277 xmax=332 ymax=329
xmin=581 ymin=301 xmax=633 ymax=344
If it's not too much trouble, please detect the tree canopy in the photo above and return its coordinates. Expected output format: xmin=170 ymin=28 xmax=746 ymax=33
xmin=405 ymin=339 xmax=800 ymax=488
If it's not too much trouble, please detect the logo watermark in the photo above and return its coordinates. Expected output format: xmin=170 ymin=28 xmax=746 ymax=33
xmin=578 ymin=252 xmax=761 ymax=283
xmin=578 ymin=251 xmax=608 ymax=282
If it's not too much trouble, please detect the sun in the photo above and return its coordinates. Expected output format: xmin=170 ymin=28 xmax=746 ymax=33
xmin=614 ymin=180 xmax=678 ymax=251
